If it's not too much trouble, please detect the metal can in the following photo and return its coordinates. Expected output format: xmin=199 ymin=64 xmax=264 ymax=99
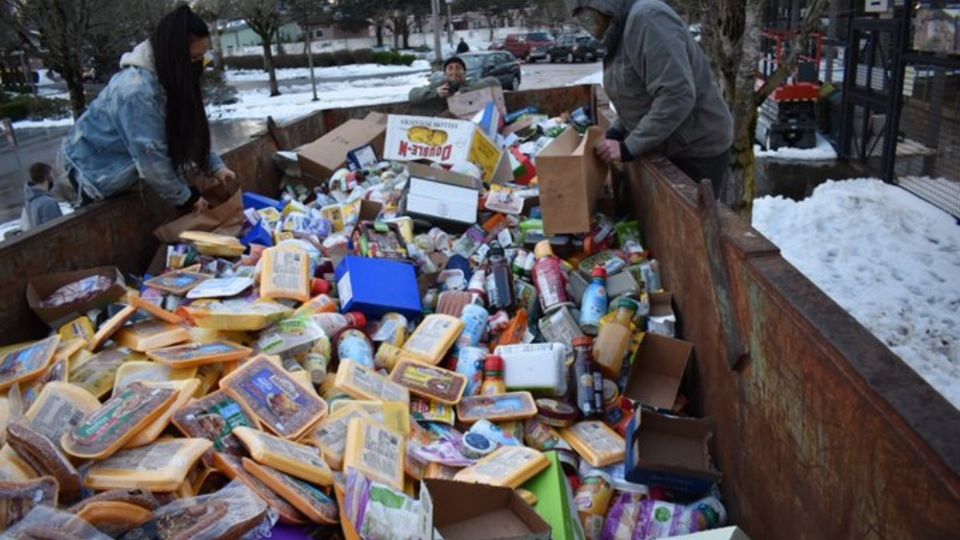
xmin=574 ymin=469 xmax=614 ymax=540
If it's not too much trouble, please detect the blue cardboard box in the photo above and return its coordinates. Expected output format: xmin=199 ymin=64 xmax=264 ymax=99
xmin=335 ymin=256 xmax=422 ymax=319
xmin=624 ymin=409 xmax=721 ymax=495
xmin=243 ymin=192 xmax=283 ymax=212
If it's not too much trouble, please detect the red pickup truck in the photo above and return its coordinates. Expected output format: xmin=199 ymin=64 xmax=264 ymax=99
xmin=503 ymin=32 xmax=554 ymax=62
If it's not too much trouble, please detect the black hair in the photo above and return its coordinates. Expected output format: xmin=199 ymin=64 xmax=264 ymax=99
xmin=444 ymin=57 xmax=467 ymax=70
xmin=28 ymin=162 xmax=52 ymax=186
xmin=151 ymin=4 xmax=211 ymax=175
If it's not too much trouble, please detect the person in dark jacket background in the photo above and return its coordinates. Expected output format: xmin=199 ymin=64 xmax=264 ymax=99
xmin=21 ymin=162 xmax=63 ymax=231
xmin=457 ymin=38 xmax=470 ymax=54
xmin=567 ymin=0 xmax=734 ymax=196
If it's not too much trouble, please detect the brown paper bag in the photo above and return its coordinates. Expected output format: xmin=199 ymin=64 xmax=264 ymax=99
xmin=153 ymin=189 xmax=245 ymax=243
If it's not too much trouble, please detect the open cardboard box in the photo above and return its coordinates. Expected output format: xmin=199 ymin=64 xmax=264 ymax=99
xmin=625 ymin=409 xmax=721 ymax=494
xmin=402 ymin=163 xmax=481 ymax=232
xmin=536 ymin=126 xmax=609 ymax=235
xmin=418 ymin=479 xmax=551 ymax=540
xmin=297 ymin=112 xmax=387 ymax=183
xmin=663 ymin=527 xmax=752 ymax=540
xmin=447 ymin=86 xmax=506 ymax=119
xmin=624 ymin=333 xmax=693 ymax=410
xmin=647 ymin=291 xmax=677 ymax=337
xmin=26 ymin=266 xmax=127 ymax=327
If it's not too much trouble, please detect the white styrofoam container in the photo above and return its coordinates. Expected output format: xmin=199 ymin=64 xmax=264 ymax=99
xmin=495 ymin=342 xmax=567 ymax=396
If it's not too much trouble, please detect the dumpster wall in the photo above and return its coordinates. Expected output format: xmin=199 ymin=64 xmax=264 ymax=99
xmin=628 ymin=157 xmax=960 ymax=539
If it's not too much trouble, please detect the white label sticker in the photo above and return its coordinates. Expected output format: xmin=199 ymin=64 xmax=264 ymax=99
xmin=338 ymin=272 xmax=353 ymax=307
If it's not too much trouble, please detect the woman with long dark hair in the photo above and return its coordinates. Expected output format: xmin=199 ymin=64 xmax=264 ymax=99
xmin=60 ymin=4 xmax=235 ymax=211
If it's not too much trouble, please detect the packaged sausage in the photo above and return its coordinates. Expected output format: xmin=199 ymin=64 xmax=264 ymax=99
xmin=85 ymin=438 xmax=212 ymax=491
xmin=124 ymin=378 xmax=201 ymax=448
xmin=171 ymin=390 xmax=260 ymax=467
xmin=0 ymin=476 xmax=59 ymax=530
xmin=2 ymin=504 xmax=112 ymax=540
xmin=22 ymin=382 xmax=100 ymax=454
xmin=388 ymin=359 xmax=467 ymax=405
xmin=232 ymin=426 xmax=333 ymax=486
xmin=456 ymin=391 xmax=538 ymax=424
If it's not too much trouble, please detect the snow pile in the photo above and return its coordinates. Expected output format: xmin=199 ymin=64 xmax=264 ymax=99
xmin=573 ymin=70 xmax=602 ymax=86
xmin=11 ymin=117 xmax=75 ymax=129
xmin=755 ymin=133 xmax=838 ymax=161
xmin=207 ymin=73 xmax=429 ymax=122
xmin=753 ymin=178 xmax=960 ymax=410
xmin=225 ymin=60 xmax=430 ymax=82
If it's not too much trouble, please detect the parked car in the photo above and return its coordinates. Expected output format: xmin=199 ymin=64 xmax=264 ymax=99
xmin=487 ymin=40 xmax=505 ymax=51
xmin=503 ymin=32 xmax=554 ymax=62
xmin=546 ymin=34 xmax=606 ymax=63
xmin=459 ymin=51 xmax=522 ymax=91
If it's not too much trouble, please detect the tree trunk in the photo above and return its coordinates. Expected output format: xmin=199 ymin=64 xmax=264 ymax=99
xmin=726 ymin=0 xmax=764 ymax=214
xmin=213 ymin=26 xmax=226 ymax=73
xmin=65 ymin=69 xmax=87 ymax=119
xmin=376 ymin=24 xmax=384 ymax=47
xmin=261 ymin=40 xmax=280 ymax=96
xmin=275 ymin=28 xmax=286 ymax=56
xmin=488 ymin=16 xmax=495 ymax=42
xmin=402 ymin=20 xmax=411 ymax=49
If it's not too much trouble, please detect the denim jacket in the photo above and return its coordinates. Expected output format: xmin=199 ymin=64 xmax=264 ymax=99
xmin=60 ymin=41 xmax=225 ymax=206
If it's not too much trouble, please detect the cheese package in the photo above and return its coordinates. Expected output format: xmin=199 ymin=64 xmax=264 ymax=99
xmin=124 ymin=378 xmax=201 ymax=448
xmin=232 ymin=426 xmax=333 ymax=486
xmin=334 ymin=359 xmax=410 ymax=404
xmin=303 ymin=403 xmax=373 ymax=470
xmin=456 ymin=391 xmax=538 ymax=424
xmin=53 ymin=338 xmax=84 ymax=362
xmin=212 ymin=452 xmax=308 ymax=525
xmin=20 ymin=353 xmax=69 ymax=409
xmin=0 ymin=335 xmax=59 ymax=390
xmin=388 ymin=359 xmax=467 ymax=405
xmin=195 ymin=362 xmax=227 ymax=396
xmin=128 ymin=291 xmax=182 ymax=324
xmin=192 ymin=466 xmax=229 ymax=495
xmin=147 ymin=340 xmax=251 ymax=368
xmin=219 ymin=355 xmax=328 ymax=439
xmin=185 ymin=300 xmax=293 ymax=331
xmin=145 ymin=270 xmax=211 ymax=296
xmin=0 ymin=446 xmax=37 ymax=481
xmin=329 ymin=400 xmax=411 ymax=436
xmin=180 ymin=230 xmax=246 ymax=257
xmin=59 ymin=317 xmax=95 ymax=345
xmin=114 ymin=320 xmax=191 ymax=352
xmin=87 ymin=304 xmax=138 ymax=352
xmin=62 ymin=382 xmax=178 ymax=460
xmin=75 ymin=500 xmax=153 ymax=535
xmin=260 ymin=246 xmax=311 ymax=302
xmin=23 ymin=382 xmax=101 ymax=453
xmin=242 ymin=458 xmax=339 ymax=525
xmin=400 ymin=314 xmax=464 ymax=365
xmin=85 ymin=438 xmax=212 ymax=491
xmin=343 ymin=418 xmax=406 ymax=491
xmin=6 ymin=422 xmax=83 ymax=503
xmin=453 ymin=445 xmax=549 ymax=488
xmin=113 ymin=361 xmax=198 ymax=393
xmin=560 ymin=421 xmax=625 ymax=467
xmin=68 ymin=347 xmax=139 ymax=399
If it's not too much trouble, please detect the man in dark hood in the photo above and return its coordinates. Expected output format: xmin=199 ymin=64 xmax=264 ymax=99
xmin=568 ymin=0 xmax=734 ymax=196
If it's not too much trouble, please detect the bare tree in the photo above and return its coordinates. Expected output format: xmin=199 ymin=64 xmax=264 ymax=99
xmin=287 ymin=0 xmax=326 ymax=102
xmin=192 ymin=0 xmax=237 ymax=73
xmin=677 ymin=0 xmax=830 ymax=213
xmin=235 ymin=0 xmax=284 ymax=96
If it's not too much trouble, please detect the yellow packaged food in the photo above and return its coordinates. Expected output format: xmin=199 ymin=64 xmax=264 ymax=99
xmin=329 ymin=400 xmax=410 ymax=435
xmin=147 ymin=340 xmax=251 ymax=368
xmin=388 ymin=360 xmax=467 ymax=405
xmin=232 ymin=426 xmax=333 ymax=486
xmin=242 ymin=458 xmax=339 ymax=525
xmin=560 ymin=421 xmax=626 ymax=467
xmin=260 ymin=246 xmax=311 ymax=303
xmin=113 ymin=361 xmax=198 ymax=393
xmin=334 ymin=359 xmax=409 ymax=404
xmin=303 ymin=403 xmax=373 ymax=470
xmin=68 ymin=347 xmax=140 ymax=399
xmin=128 ymin=291 xmax=182 ymax=325
xmin=185 ymin=300 xmax=292 ymax=331
xmin=87 ymin=305 xmax=138 ymax=352
xmin=456 ymin=392 xmax=538 ymax=424
xmin=22 ymin=382 xmax=101 ymax=454
xmin=400 ymin=314 xmax=464 ymax=366
xmin=0 ymin=446 xmax=36 ymax=481
xmin=124 ymin=378 xmax=201 ymax=448
xmin=85 ymin=438 xmax=212 ymax=491
xmin=58 ymin=316 xmax=95 ymax=345
xmin=0 ymin=335 xmax=59 ymax=390
xmin=343 ymin=418 xmax=405 ymax=491
xmin=114 ymin=320 xmax=191 ymax=352
xmin=453 ymin=445 xmax=549 ymax=488
xmin=145 ymin=269 xmax=210 ymax=296
xmin=179 ymin=231 xmax=246 ymax=257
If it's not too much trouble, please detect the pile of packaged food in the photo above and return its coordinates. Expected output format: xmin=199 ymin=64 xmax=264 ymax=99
xmin=0 ymin=95 xmax=735 ymax=540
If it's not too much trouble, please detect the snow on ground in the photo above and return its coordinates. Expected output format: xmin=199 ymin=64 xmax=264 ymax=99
xmin=207 ymin=73 xmax=429 ymax=122
xmin=573 ymin=70 xmax=602 ymax=86
xmin=11 ymin=117 xmax=75 ymax=129
xmin=753 ymin=178 xmax=960 ymax=410
xmin=224 ymin=60 xmax=430 ymax=82
xmin=755 ymin=133 xmax=838 ymax=161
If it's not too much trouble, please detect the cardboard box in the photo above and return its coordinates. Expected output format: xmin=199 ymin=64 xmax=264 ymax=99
xmin=402 ymin=163 xmax=480 ymax=231
xmin=522 ymin=452 xmax=583 ymax=540
xmin=447 ymin=86 xmax=506 ymax=119
xmin=418 ymin=479 xmax=551 ymax=540
xmin=647 ymin=292 xmax=676 ymax=337
xmin=335 ymin=256 xmax=422 ymax=318
xmin=663 ymin=527 xmax=752 ymax=540
xmin=384 ymin=115 xmax=476 ymax=166
xmin=536 ymin=126 xmax=608 ymax=235
xmin=625 ymin=409 xmax=721 ymax=495
xmin=27 ymin=266 xmax=126 ymax=327
xmin=297 ymin=113 xmax=387 ymax=182
xmin=406 ymin=162 xmax=483 ymax=191
xmin=624 ymin=333 xmax=693 ymax=410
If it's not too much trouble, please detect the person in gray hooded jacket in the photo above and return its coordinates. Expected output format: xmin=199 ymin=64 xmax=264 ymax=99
xmin=568 ymin=0 xmax=734 ymax=195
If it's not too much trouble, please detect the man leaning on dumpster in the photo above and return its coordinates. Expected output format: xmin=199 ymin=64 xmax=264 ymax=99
xmin=408 ymin=56 xmax=500 ymax=105
xmin=569 ymin=0 xmax=734 ymax=197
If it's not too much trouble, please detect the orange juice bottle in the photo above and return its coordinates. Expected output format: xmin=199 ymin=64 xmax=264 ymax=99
xmin=593 ymin=300 xmax=637 ymax=379
xmin=491 ymin=309 xmax=528 ymax=351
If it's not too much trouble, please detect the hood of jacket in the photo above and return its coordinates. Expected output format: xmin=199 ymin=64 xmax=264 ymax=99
xmin=564 ymin=0 xmax=632 ymax=54
xmin=119 ymin=40 xmax=155 ymax=72
xmin=23 ymin=184 xmax=50 ymax=202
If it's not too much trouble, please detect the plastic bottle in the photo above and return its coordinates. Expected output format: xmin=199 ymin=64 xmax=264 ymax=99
xmin=466 ymin=268 xmax=487 ymax=305
xmin=532 ymin=240 xmax=571 ymax=314
xmin=511 ymin=249 xmax=529 ymax=277
xmin=313 ymin=312 xmax=366 ymax=338
xmin=335 ymin=328 xmax=375 ymax=369
xmin=593 ymin=299 xmax=638 ymax=379
xmin=572 ymin=337 xmax=601 ymax=420
xmin=492 ymin=309 xmax=528 ymax=351
xmin=457 ymin=302 xmax=489 ymax=352
xmin=579 ymin=267 xmax=608 ymax=335
xmin=485 ymin=242 xmax=516 ymax=311
xmin=294 ymin=294 xmax=338 ymax=317
xmin=480 ymin=355 xmax=507 ymax=396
